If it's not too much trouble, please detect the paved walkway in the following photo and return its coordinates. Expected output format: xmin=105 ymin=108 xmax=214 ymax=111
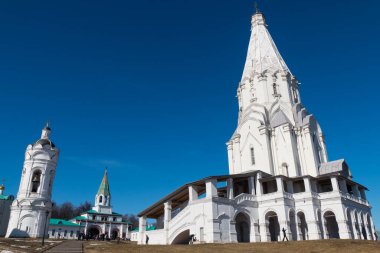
xmin=45 ymin=241 xmax=83 ymax=253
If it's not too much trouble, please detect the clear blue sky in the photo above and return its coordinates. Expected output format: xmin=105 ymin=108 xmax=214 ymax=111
xmin=1 ymin=0 xmax=379 ymax=228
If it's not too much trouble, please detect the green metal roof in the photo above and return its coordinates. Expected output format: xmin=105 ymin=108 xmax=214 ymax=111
xmin=50 ymin=218 xmax=81 ymax=227
xmin=132 ymin=226 xmax=156 ymax=232
xmin=85 ymin=209 xmax=122 ymax=216
xmin=97 ymin=169 xmax=110 ymax=196
xmin=0 ymin=194 xmax=13 ymax=200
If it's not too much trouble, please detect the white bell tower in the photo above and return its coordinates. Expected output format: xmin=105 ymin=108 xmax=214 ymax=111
xmin=6 ymin=123 xmax=59 ymax=238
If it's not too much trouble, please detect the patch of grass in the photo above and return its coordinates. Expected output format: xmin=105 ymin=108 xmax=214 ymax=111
xmin=0 ymin=238 xmax=62 ymax=253
xmin=84 ymin=240 xmax=380 ymax=253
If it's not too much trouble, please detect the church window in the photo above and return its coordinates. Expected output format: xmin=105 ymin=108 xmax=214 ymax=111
xmin=273 ymin=83 xmax=278 ymax=95
xmin=52 ymin=229 xmax=55 ymax=236
xmin=104 ymin=196 xmax=108 ymax=204
xmin=282 ymin=163 xmax=289 ymax=177
xmin=70 ymin=231 xmax=73 ymax=237
xmin=113 ymin=217 xmax=116 ymax=222
xmin=99 ymin=196 xmax=103 ymax=203
xmin=250 ymin=147 xmax=255 ymax=165
xmin=292 ymin=87 xmax=299 ymax=103
xmin=92 ymin=215 xmax=96 ymax=220
xmin=31 ymin=170 xmax=42 ymax=193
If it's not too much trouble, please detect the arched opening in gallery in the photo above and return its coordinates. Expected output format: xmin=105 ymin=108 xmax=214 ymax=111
xmin=235 ymin=212 xmax=250 ymax=243
xmin=324 ymin=211 xmax=340 ymax=239
xmin=266 ymin=211 xmax=280 ymax=242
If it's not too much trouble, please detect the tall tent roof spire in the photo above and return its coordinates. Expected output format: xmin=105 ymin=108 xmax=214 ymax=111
xmin=241 ymin=10 xmax=291 ymax=81
xmin=97 ymin=168 xmax=110 ymax=196
xmin=44 ymin=121 xmax=51 ymax=130
xmin=40 ymin=121 xmax=52 ymax=140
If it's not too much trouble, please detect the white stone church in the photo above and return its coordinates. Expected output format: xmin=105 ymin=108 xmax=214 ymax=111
xmin=136 ymin=11 xmax=376 ymax=244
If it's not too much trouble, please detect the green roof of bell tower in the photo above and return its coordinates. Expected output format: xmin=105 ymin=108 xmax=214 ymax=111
xmin=97 ymin=169 xmax=110 ymax=196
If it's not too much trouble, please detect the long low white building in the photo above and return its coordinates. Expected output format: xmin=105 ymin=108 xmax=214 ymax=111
xmin=138 ymin=168 xmax=374 ymax=244
xmin=137 ymin=9 xmax=376 ymax=245
xmin=48 ymin=219 xmax=81 ymax=239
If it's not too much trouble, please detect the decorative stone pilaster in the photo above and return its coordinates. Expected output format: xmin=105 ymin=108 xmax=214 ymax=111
xmin=206 ymin=179 xmax=218 ymax=198
xmin=256 ymin=172 xmax=263 ymax=196
xmin=248 ymin=176 xmax=255 ymax=195
xmin=251 ymin=222 xmax=261 ymax=242
xmin=227 ymin=178 xmax=234 ymax=199
xmin=260 ymin=221 xmax=270 ymax=242
xmin=286 ymin=181 xmax=294 ymax=194
xmin=330 ymin=177 xmax=340 ymax=192
xmin=227 ymin=141 xmax=234 ymax=174
xmin=164 ymin=201 xmax=172 ymax=230
xmin=307 ymin=220 xmax=322 ymax=240
xmin=229 ymin=220 xmax=237 ymax=243
xmin=303 ymin=177 xmax=312 ymax=192
xmin=276 ymin=177 xmax=284 ymax=193
xmin=232 ymin=136 xmax=242 ymax=174
xmin=139 ymin=216 xmax=147 ymax=244
xmin=337 ymin=220 xmax=352 ymax=239
xmin=188 ymin=185 xmax=198 ymax=202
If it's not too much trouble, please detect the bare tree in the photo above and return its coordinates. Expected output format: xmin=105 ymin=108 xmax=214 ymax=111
xmin=74 ymin=201 xmax=92 ymax=217
xmin=123 ymin=214 xmax=139 ymax=228
xmin=51 ymin=201 xmax=59 ymax=218
xmin=59 ymin=202 xmax=74 ymax=220
xmin=51 ymin=201 xmax=92 ymax=220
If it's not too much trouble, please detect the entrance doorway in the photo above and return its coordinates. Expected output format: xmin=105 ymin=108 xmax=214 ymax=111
xmin=87 ymin=226 xmax=100 ymax=239
xmin=266 ymin=211 xmax=280 ymax=241
xmin=111 ymin=229 xmax=119 ymax=240
xmin=324 ymin=211 xmax=340 ymax=239
xmin=235 ymin=213 xmax=250 ymax=242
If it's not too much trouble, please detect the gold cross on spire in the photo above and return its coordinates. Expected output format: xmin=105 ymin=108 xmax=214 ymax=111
xmin=0 ymin=179 xmax=5 ymax=191
xmin=254 ymin=1 xmax=261 ymax=14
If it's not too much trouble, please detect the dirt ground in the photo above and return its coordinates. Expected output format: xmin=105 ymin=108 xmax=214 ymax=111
xmin=0 ymin=238 xmax=61 ymax=253
xmin=84 ymin=239 xmax=380 ymax=253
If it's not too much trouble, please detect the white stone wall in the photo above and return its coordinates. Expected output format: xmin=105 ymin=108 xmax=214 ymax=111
xmin=138 ymin=175 xmax=375 ymax=245
xmin=48 ymin=225 xmax=80 ymax=239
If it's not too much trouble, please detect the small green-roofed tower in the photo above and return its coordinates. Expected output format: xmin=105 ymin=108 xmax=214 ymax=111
xmin=97 ymin=169 xmax=110 ymax=197
xmin=93 ymin=169 xmax=112 ymax=214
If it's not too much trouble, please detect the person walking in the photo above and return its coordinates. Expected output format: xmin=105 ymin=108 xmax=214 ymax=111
xmin=374 ymin=231 xmax=378 ymax=241
xmin=146 ymin=235 xmax=149 ymax=245
xmin=282 ymin=227 xmax=289 ymax=241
